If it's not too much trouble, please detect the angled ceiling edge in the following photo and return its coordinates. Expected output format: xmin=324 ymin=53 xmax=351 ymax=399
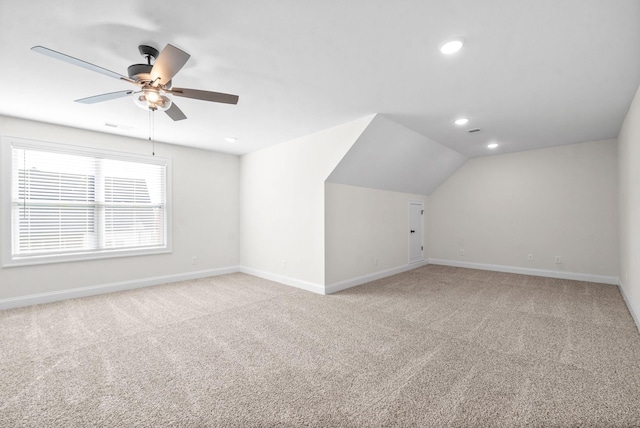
xmin=326 ymin=114 xmax=468 ymax=195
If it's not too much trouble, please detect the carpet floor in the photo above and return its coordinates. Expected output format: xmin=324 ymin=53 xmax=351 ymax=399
xmin=1 ymin=265 xmax=639 ymax=427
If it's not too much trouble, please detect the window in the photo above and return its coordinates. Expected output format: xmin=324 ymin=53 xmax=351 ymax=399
xmin=1 ymin=138 xmax=171 ymax=266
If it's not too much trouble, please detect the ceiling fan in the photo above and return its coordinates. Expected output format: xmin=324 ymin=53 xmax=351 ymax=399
xmin=31 ymin=44 xmax=239 ymax=121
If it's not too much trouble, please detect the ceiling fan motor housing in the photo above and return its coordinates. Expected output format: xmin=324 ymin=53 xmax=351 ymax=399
xmin=127 ymin=63 xmax=152 ymax=82
xmin=128 ymin=45 xmax=160 ymax=83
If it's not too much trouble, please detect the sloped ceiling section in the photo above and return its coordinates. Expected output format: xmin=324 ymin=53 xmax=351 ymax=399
xmin=326 ymin=114 xmax=468 ymax=195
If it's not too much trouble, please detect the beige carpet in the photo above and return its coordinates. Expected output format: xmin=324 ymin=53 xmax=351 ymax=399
xmin=1 ymin=265 xmax=640 ymax=427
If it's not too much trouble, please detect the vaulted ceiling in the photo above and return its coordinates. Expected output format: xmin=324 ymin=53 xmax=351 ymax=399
xmin=0 ymin=1 xmax=638 ymax=157
xmin=328 ymin=115 xmax=467 ymax=195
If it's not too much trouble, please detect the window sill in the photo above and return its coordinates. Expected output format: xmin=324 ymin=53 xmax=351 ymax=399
xmin=1 ymin=247 xmax=172 ymax=268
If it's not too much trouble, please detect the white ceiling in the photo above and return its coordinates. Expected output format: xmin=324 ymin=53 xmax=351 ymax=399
xmin=327 ymin=115 xmax=467 ymax=195
xmin=0 ymin=1 xmax=638 ymax=157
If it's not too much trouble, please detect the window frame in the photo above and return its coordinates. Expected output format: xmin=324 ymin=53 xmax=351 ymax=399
xmin=1 ymin=136 xmax=172 ymax=267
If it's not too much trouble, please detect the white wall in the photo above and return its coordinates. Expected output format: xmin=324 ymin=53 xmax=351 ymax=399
xmin=618 ymin=84 xmax=640 ymax=326
xmin=239 ymin=116 xmax=373 ymax=291
xmin=428 ymin=139 xmax=619 ymax=282
xmin=2 ymin=112 xmax=627 ymax=307
xmin=0 ymin=116 xmax=239 ymax=302
xmin=325 ymin=183 xmax=426 ymax=286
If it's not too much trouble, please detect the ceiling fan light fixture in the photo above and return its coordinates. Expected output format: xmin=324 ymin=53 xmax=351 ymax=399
xmin=133 ymin=90 xmax=172 ymax=112
xmin=145 ymin=88 xmax=161 ymax=103
xmin=440 ymin=39 xmax=464 ymax=55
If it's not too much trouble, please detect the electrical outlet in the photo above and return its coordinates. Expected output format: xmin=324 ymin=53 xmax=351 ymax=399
xmin=282 ymin=260 xmax=287 ymax=269
xmin=554 ymin=256 xmax=562 ymax=264
xmin=460 ymin=249 xmax=465 ymax=256
xmin=374 ymin=257 xmax=379 ymax=266
xmin=191 ymin=256 xmax=197 ymax=265
xmin=527 ymin=254 xmax=533 ymax=261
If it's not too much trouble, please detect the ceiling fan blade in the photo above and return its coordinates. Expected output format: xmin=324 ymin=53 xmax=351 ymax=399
xmin=150 ymin=44 xmax=190 ymax=86
xmin=75 ymin=90 xmax=135 ymax=104
xmin=169 ymin=87 xmax=239 ymax=105
xmin=165 ymin=102 xmax=187 ymax=121
xmin=31 ymin=46 xmax=136 ymax=84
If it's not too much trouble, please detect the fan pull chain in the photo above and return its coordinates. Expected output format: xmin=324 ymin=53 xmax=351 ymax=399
xmin=148 ymin=109 xmax=156 ymax=156
xmin=23 ymin=149 xmax=27 ymax=218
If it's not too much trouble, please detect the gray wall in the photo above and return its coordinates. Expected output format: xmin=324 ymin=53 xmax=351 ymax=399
xmin=618 ymin=84 xmax=640 ymax=326
xmin=428 ymin=139 xmax=619 ymax=280
xmin=0 ymin=116 xmax=240 ymax=301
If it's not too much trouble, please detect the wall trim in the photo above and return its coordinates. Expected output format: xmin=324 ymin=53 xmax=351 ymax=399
xmin=0 ymin=266 xmax=239 ymax=310
xmin=5 ymin=259 xmax=623 ymax=313
xmin=325 ymin=260 xmax=429 ymax=295
xmin=618 ymin=280 xmax=640 ymax=333
xmin=428 ymin=258 xmax=619 ymax=285
xmin=238 ymin=266 xmax=326 ymax=295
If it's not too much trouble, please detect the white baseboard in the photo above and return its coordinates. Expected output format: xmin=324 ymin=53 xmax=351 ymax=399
xmin=4 ymin=258 xmax=624 ymax=314
xmin=428 ymin=258 xmax=619 ymax=285
xmin=618 ymin=280 xmax=640 ymax=333
xmin=0 ymin=266 xmax=240 ymax=310
xmin=238 ymin=266 xmax=325 ymax=295
xmin=325 ymin=259 xmax=429 ymax=295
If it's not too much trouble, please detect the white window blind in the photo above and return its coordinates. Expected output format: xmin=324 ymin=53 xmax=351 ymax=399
xmin=3 ymin=139 xmax=171 ymax=266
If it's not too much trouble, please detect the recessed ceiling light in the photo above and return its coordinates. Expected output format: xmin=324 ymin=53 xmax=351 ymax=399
xmin=454 ymin=118 xmax=469 ymax=126
xmin=440 ymin=39 xmax=464 ymax=55
xmin=487 ymin=143 xmax=499 ymax=149
xmin=225 ymin=137 xmax=237 ymax=143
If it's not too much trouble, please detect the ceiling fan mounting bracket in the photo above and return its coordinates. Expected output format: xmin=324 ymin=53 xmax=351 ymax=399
xmin=138 ymin=45 xmax=159 ymax=63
